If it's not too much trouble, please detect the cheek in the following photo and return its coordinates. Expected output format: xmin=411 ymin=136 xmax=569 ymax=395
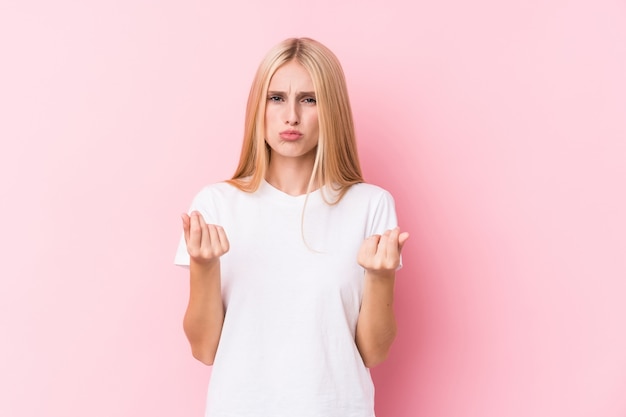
xmin=265 ymin=112 xmax=282 ymax=136
xmin=264 ymin=107 xmax=274 ymax=124
xmin=309 ymin=112 xmax=319 ymax=130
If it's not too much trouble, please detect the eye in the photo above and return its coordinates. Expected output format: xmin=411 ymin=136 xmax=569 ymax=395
xmin=302 ymin=97 xmax=317 ymax=104
xmin=267 ymin=95 xmax=284 ymax=102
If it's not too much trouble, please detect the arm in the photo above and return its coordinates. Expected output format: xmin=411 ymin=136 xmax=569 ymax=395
xmin=355 ymin=228 xmax=409 ymax=368
xmin=181 ymin=211 xmax=229 ymax=365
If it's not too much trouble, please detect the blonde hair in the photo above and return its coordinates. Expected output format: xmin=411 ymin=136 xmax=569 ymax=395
xmin=227 ymin=37 xmax=363 ymax=203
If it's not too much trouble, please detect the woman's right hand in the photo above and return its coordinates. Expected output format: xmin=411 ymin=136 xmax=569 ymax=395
xmin=182 ymin=211 xmax=230 ymax=265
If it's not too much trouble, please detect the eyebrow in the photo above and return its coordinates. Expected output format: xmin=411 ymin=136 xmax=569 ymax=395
xmin=267 ymin=90 xmax=316 ymax=98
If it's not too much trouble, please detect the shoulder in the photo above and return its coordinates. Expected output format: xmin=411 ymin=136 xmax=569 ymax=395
xmin=343 ymin=182 xmax=395 ymax=204
xmin=189 ymin=181 xmax=245 ymax=208
xmin=194 ymin=181 xmax=241 ymax=199
xmin=346 ymin=183 xmax=399 ymax=235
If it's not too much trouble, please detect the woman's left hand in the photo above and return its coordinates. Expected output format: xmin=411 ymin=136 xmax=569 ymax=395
xmin=357 ymin=227 xmax=409 ymax=276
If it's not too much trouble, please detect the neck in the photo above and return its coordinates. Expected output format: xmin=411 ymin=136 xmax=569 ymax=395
xmin=265 ymin=153 xmax=317 ymax=196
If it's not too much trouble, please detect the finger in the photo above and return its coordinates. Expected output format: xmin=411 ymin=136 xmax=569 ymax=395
xmin=216 ymin=225 xmax=230 ymax=253
xmin=385 ymin=227 xmax=400 ymax=255
xmin=377 ymin=230 xmax=391 ymax=258
xmin=189 ymin=212 xmax=202 ymax=249
xmin=207 ymin=224 xmax=220 ymax=251
xmin=360 ymin=234 xmax=380 ymax=258
xmin=398 ymin=232 xmax=410 ymax=253
xmin=197 ymin=213 xmax=211 ymax=249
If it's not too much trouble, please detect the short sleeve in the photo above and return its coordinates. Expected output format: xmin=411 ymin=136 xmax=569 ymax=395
xmin=367 ymin=190 xmax=403 ymax=270
xmin=367 ymin=190 xmax=399 ymax=236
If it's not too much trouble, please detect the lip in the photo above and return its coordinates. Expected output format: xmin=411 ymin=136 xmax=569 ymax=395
xmin=279 ymin=130 xmax=303 ymax=141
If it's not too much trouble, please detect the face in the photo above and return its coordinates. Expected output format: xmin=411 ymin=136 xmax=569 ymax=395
xmin=264 ymin=61 xmax=319 ymax=163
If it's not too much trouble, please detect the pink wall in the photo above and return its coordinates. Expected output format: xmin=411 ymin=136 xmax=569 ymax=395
xmin=1 ymin=1 xmax=625 ymax=416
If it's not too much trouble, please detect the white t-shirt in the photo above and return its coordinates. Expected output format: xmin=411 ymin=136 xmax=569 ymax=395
xmin=175 ymin=180 xmax=400 ymax=417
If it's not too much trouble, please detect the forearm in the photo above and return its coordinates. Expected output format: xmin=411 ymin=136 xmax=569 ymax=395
xmin=183 ymin=259 xmax=225 ymax=365
xmin=355 ymin=270 xmax=397 ymax=368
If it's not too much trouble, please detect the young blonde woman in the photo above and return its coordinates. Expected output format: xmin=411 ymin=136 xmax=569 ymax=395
xmin=175 ymin=37 xmax=409 ymax=417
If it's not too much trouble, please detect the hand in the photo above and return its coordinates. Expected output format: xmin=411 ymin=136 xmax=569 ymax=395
xmin=357 ymin=227 xmax=409 ymax=276
xmin=181 ymin=211 xmax=230 ymax=265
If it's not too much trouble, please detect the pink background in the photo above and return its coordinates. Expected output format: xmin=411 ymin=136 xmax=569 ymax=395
xmin=1 ymin=1 xmax=625 ymax=416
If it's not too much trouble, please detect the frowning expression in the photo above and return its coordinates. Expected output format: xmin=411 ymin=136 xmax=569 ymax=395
xmin=264 ymin=61 xmax=319 ymax=162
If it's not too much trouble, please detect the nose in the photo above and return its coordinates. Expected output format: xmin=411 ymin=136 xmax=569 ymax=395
xmin=285 ymin=102 xmax=300 ymax=126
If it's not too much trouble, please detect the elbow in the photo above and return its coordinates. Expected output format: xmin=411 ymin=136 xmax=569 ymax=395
xmin=357 ymin=327 xmax=397 ymax=368
xmin=184 ymin=326 xmax=217 ymax=366
xmin=190 ymin=346 xmax=215 ymax=366
xmin=361 ymin=349 xmax=391 ymax=368
xmin=183 ymin=319 xmax=220 ymax=366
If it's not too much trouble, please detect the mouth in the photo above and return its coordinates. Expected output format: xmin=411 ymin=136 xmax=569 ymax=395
xmin=279 ymin=130 xmax=303 ymax=141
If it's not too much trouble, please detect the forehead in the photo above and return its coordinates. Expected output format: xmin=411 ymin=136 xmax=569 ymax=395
xmin=268 ymin=61 xmax=315 ymax=91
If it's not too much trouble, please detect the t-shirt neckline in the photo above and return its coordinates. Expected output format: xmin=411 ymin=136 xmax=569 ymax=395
xmin=260 ymin=179 xmax=322 ymax=204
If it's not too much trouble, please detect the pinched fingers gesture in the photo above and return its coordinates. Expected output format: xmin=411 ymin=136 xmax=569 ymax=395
xmin=357 ymin=227 xmax=409 ymax=276
xmin=181 ymin=211 xmax=230 ymax=265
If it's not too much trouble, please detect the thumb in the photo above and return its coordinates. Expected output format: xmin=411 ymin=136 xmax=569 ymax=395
xmin=398 ymin=232 xmax=410 ymax=253
xmin=181 ymin=213 xmax=191 ymax=243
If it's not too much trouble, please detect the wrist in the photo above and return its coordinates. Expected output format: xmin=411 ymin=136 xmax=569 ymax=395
xmin=364 ymin=268 xmax=396 ymax=281
xmin=190 ymin=258 xmax=220 ymax=273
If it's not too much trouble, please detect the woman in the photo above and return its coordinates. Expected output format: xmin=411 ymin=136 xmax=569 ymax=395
xmin=175 ymin=37 xmax=408 ymax=417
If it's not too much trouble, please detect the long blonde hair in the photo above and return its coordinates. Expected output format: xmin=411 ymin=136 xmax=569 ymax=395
xmin=227 ymin=37 xmax=363 ymax=203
